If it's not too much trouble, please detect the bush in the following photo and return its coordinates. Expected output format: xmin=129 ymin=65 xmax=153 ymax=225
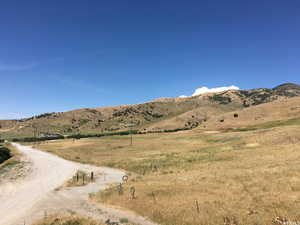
xmin=66 ymin=130 xmax=139 ymax=140
xmin=0 ymin=146 xmax=11 ymax=163
xmin=152 ymin=113 xmax=163 ymax=118
xmin=144 ymin=127 xmax=191 ymax=134
xmin=209 ymin=95 xmax=232 ymax=104
xmin=11 ymin=135 xmax=65 ymax=142
xmin=11 ymin=127 xmax=190 ymax=143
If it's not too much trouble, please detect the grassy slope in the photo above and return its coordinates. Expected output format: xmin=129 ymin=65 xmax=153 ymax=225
xmin=233 ymin=117 xmax=300 ymax=132
xmin=144 ymin=103 xmax=242 ymax=131
xmin=36 ymin=117 xmax=300 ymax=225
xmin=0 ymin=99 xmax=210 ymax=138
xmin=202 ymin=96 xmax=300 ymax=131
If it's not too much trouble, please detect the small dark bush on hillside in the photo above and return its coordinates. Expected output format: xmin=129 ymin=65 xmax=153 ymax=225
xmin=209 ymin=95 xmax=232 ymax=104
xmin=152 ymin=113 xmax=163 ymax=118
xmin=79 ymin=119 xmax=90 ymax=126
xmin=86 ymin=108 xmax=99 ymax=114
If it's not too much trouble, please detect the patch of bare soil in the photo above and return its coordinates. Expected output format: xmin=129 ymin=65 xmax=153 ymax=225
xmin=0 ymin=155 xmax=31 ymax=184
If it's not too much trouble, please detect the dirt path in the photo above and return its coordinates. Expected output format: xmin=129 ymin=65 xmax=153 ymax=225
xmin=0 ymin=143 xmax=158 ymax=225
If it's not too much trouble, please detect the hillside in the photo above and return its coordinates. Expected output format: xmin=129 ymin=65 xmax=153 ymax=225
xmin=201 ymin=96 xmax=300 ymax=131
xmin=0 ymin=83 xmax=300 ymax=138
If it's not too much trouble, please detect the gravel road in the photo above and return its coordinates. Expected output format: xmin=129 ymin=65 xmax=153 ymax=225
xmin=0 ymin=143 xmax=158 ymax=225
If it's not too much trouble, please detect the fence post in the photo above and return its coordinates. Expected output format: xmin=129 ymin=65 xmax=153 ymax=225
xmin=91 ymin=171 xmax=94 ymax=181
xmin=130 ymin=186 xmax=136 ymax=199
xmin=44 ymin=210 xmax=47 ymax=220
xmin=117 ymin=183 xmax=123 ymax=195
xmin=195 ymin=200 xmax=200 ymax=213
xmin=151 ymin=192 xmax=156 ymax=203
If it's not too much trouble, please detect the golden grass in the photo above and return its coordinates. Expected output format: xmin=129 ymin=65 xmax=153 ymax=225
xmin=203 ymin=96 xmax=300 ymax=131
xmin=32 ymin=215 xmax=104 ymax=225
xmin=37 ymin=126 xmax=300 ymax=225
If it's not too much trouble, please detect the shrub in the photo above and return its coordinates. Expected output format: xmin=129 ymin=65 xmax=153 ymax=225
xmin=11 ymin=135 xmax=65 ymax=142
xmin=209 ymin=95 xmax=232 ymax=104
xmin=0 ymin=146 xmax=11 ymax=163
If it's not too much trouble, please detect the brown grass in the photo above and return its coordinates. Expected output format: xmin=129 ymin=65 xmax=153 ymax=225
xmin=203 ymin=96 xmax=300 ymax=131
xmin=36 ymin=125 xmax=300 ymax=225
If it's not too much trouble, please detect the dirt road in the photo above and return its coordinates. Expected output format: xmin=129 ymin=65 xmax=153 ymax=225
xmin=0 ymin=143 xmax=158 ymax=225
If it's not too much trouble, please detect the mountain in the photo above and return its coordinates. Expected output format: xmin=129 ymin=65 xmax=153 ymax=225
xmin=0 ymin=83 xmax=300 ymax=138
xmin=273 ymin=83 xmax=300 ymax=96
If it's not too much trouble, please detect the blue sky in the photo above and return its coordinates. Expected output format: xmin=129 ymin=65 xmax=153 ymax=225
xmin=1 ymin=0 xmax=300 ymax=119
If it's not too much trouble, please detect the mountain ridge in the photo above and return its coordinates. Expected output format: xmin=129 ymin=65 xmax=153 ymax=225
xmin=1 ymin=83 xmax=299 ymax=138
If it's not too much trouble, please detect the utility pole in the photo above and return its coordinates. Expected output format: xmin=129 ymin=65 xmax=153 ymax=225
xmin=33 ymin=125 xmax=37 ymax=138
xmin=32 ymin=116 xmax=39 ymax=146
xmin=126 ymin=119 xmax=135 ymax=146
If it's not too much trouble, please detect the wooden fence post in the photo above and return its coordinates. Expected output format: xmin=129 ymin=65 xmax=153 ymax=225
xmin=44 ymin=210 xmax=47 ymax=220
xmin=130 ymin=186 xmax=136 ymax=199
xmin=195 ymin=200 xmax=200 ymax=213
xmin=151 ymin=192 xmax=156 ymax=203
xmin=117 ymin=183 xmax=123 ymax=195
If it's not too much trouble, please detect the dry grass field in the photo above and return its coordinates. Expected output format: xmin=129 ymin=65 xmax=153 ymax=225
xmin=203 ymin=96 xmax=300 ymax=131
xmin=36 ymin=120 xmax=300 ymax=225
